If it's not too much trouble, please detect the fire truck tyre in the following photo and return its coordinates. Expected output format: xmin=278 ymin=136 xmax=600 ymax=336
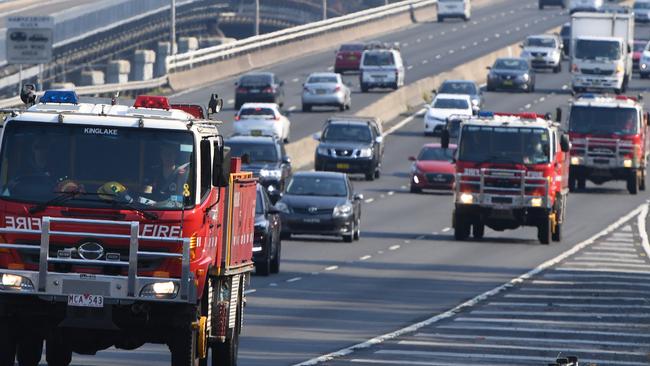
xmin=454 ymin=215 xmax=470 ymax=241
xmin=627 ymin=173 xmax=639 ymax=195
xmin=0 ymin=319 xmax=16 ymax=366
xmin=16 ymin=333 xmax=43 ymax=366
xmin=577 ymin=177 xmax=586 ymax=190
xmin=271 ymin=241 xmax=281 ymax=273
xmin=343 ymin=220 xmax=354 ymax=243
xmin=46 ymin=336 xmax=72 ymax=366
xmin=211 ymin=292 xmax=241 ymax=366
xmin=472 ymin=223 xmax=485 ymax=240
xmin=640 ymin=170 xmax=646 ymax=191
xmin=169 ymin=326 xmax=199 ymax=366
xmin=552 ymin=221 xmax=562 ymax=242
xmin=538 ymin=216 xmax=552 ymax=245
xmin=255 ymin=249 xmax=271 ymax=276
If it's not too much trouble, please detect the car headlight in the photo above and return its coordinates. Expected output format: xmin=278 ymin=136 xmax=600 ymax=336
xmin=616 ymin=64 xmax=624 ymax=74
xmin=570 ymin=156 xmax=582 ymax=165
xmin=140 ymin=281 xmax=178 ymax=299
xmin=458 ymin=193 xmax=474 ymax=204
xmin=275 ymin=202 xmax=291 ymax=214
xmin=519 ymin=74 xmax=530 ymax=82
xmin=317 ymin=147 xmax=330 ymax=156
xmin=260 ymin=169 xmax=282 ymax=179
xmin=471 ymin=99 xmax=479 ymax=107
xmin=358 ymin=148 xmax=372 ymax=158
xmin=0 ymin=273 xmax=34 ymax=291
xmin=624 ymin=159 xmax=633 ymax=168
xmin=530 ymin=197 xmax=543 ymax=208
xmin=333 ymin=203 xmax=353 ymax=217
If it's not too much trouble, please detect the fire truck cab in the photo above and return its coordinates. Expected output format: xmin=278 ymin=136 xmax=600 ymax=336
xmin=444 ymin=112 xmax=570 ymax=244
xmin=568 ymin=94 xmax=649 ymax=194
xmin=0 ymin=91 xmax=256 ymax=366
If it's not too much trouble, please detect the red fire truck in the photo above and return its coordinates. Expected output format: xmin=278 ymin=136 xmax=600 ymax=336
xmin=567 ymin=94 xmax=649 ymax=194
xmin=0 ymin=91 xmax=256 ymax=366
xmin=443 ymin=112 xmax=570 ymax=244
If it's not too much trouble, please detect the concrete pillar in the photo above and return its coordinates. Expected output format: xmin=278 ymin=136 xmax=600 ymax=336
xmin=107 ymin=60 xmax=130 ymax=84
xmin=79 ymin=70 xmax=105 ymax=86
xmin=178 ymin=37 xmax=199 ymax=54
xmin=155 ymin=42 xmax=172 ymax=78
xmin=131 ymin=50 xmax=155 ymax=81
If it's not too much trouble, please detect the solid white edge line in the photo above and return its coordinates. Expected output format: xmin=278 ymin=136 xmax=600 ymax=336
xmin=637 ymin=204 xmax=650 ymax=258
xmin=382 ymin=108 xmax=426 ymax=137
xmin=291 ymin=203 xmax=647 ymax=366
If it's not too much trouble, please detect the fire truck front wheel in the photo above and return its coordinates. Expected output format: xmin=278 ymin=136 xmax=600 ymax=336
xmin=538 ymin=214 xmax=552 ymax=245
xmin=454 ymin=213 xmax=470 ymax=240
xmin=627 ymin=171 xmax=639 ymax=195
xmin=0 ymin=318 xmax=16 ymax=366
xmin=472 ymin=223 xmax=484 ymax=240
xmin=46 ymin=334 xmax=72 ymax=366
xmin=211 ymin=286 xmax=242 ymax=366
xmin=169 ymin=325 xmax=199 ymax=366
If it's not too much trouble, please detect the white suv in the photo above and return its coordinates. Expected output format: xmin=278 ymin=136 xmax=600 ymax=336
xmin=359 ymin=48 xmax=405 ymax=92
xmin=520 ymin=34 xmax=563 ymax=73
xmin=437 ymin=0 xmax=471 ymax=22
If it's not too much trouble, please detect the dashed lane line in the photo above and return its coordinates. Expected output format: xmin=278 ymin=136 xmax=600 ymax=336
xmin=325 ymin=265 xmax=339 ymax=271
xmin=360 ymin=255 xmax=372 ymax=261
xmin=287 ymin=277 xmax=302 ymax=283
xmin=389 ymin=245 xmax=400 ymax=251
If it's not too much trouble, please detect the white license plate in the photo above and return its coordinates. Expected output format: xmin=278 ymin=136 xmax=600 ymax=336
xmin=68 ymin=294 xmax=104 ymax=308
xmin=372 ymin=75 xmax=386 ymax=79
xmin=316 ymin=89 xmax=327 ymax=94
xmin=303 ymin=218 xmax=321 ymax=223
xmin=250 ymin=89 xmax=260 ymax=93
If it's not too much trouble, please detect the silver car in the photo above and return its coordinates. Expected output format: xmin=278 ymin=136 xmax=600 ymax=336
xmin=302 ymin=72 xmax=351 ymax=112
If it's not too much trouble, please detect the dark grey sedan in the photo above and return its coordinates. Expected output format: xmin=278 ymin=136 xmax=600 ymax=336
xmin=276 ymin=172 xmax=363 ymax=242
xmin=486 ymin=58 xmax=536 ymax=93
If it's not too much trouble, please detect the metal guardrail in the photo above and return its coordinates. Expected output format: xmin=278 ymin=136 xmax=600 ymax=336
xmin=166 ymin=0 xmax=437 ymax=71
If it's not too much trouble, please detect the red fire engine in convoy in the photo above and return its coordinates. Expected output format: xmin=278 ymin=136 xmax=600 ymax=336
xmin=443 ymin=112 xmax=570 ymax=244
xmin=0 ymin=91 xmax=256 ymax=366
xmin=567 ymin=94 xmax=649 ymax=194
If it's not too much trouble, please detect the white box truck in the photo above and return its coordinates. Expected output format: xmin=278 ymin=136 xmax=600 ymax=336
xmin=571 ymin=12 xmax=634 ymax=94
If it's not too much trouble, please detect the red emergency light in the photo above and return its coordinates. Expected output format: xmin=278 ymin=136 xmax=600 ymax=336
xmin=615 ymin=95 xmax=637 ymax=102
xmin=494 ymin=112 xmax=546 ymax=120
xmin=134 ymin=95 xmax=171 ymax=110
xmin=171 ymin=104 xmax=205 ymax=119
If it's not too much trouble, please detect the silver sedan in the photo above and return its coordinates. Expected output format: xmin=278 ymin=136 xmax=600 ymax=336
xmin=301 ymin=72 xmax=352 ymax=112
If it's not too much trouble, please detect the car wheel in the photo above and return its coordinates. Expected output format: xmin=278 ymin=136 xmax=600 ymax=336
xmin=343 ymin=221 xmax=354 ymax=243
xmin=302 ymin=104 xmax=311 ymax=112
xmin=339 ymin=103 xmax=345 ymax=112
xmin=410 ymin=184 xmax=422 ymax=193
xmin=437 ymin=15 xmax=443 ymax=22
xmin=354 ymin=219 xmax=361 ymax=241
xmin=361 ymin=83 xmax=369 ymax=93
xmin=374 ymin=167 xmax=381 ymax=179
xmin=255 ymin=241 xmax=271 ymax=276
xmin=270 ymin=240 xmax=281 ymax=274
xmin=486 ymin=83 xmax=495 ymax=92
xmin=365 ymin=170 xmax=375 ymax=181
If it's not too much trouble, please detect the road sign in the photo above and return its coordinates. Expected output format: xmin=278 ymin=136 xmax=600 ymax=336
xmin=6 ymin=16 xmax=54 ymax=64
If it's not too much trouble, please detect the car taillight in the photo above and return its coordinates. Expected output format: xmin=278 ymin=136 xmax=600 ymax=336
xmin=275 ymin=115 xmax=281 ymax=121
xmin=263 ymin=87 xmax=274 ymax=93
xmin=234 ymin=115 xmax=240 ymax=121
xmin=334 ymin=86 xmax=341 ymax=92
xmin=237 ymin=87 xmax=248 ymax=93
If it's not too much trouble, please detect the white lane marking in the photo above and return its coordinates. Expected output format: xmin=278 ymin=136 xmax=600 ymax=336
xmin=577 ymin=251 xmax=639 ymax=258
xmin=489 ymin=301 xmax=650 ymax=309
xmin=471 ymin=310 xmax=650 ymax=318
xmin=382 ymin=108 xmax=426 ymax=136
xmin=556 ymin=267 xmax=650 ymax=275
xmin=638 ymin=204 xmax=650 ymax=258
xmin=613 ymin=232 xmax=634 ymax=237
xmin=454 ymin=316 xmax=650 ymax=330
xmin=561 ymin=261 xmax=650 ymax=269
xmin=414 ymin=333 xmax=643 ymax=348
xmin=287 ymin=277 xmax=302 ymax=283
xmin=440 ymin=323 xmax=650 ymax=339
xmin=591 ymin=245 xmax=637 ymax=252
xmin=389 ymin=245 xmax=400 ymax=251
xmin=572 ymin=256 xmax=645 ymax=264
xmin=377 ymin=250 xmax=384 ymax=254
xmin=448 ymin=49 xmax=455 ymax=54
xmin=292 ymin=202 xmax=646 ymax=366
xmin=403 ymin=42 xmax=409 ymax=47
xmin=375 ymin=350 xmax=647 ymax=366
xmin=441 ymin=227 xmax=451 ymax=232
xmin=422 ymin=60 xmax=428 ymax=65
xmin=244 ymin=289 xmax=257 ymax=295
xmin=292 ymin=78 xmax=300 ymax=83
xmin=360 ymin=255 xmax=372 ymax=261
xmin=524 ymin=103 xmax=531 ymax=109
xmin=435 ymin=55 xmax=441 ymax=59
xmin=387 ymin=191 xmax=394 ymax=196
xmin=505 ymin=293 xmax=647 ymax=301
xmin=325 ymin=265 xmax=338 ymax=271
xmin=227 ymin=99 xmax=234 ymax=105
xmin=416 ymin=235 xmax=425 ymax=240
xmin=327 ymin=66 xmax=334 ymax=71
xmin=269 ymin=283 xmax=278 ymax=287
xmin=288 ymin=105 xmax=297 ymax=112
xmin=473 ymin=41 xmax=478 ymax=46
xmin=519 ymin=287 xmax=649 ymax=294
xmin=407 ymin=65 xmax=414 ymax=70
xmin=622 ymin=225 xmax=633 ymax=232
xmin=533 ymin=279 xmax=650 ymax=287
xmin=365 ymin=198 xmax=375 ymax=203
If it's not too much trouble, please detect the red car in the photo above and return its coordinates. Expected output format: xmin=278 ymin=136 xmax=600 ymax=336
xmin=409 ymin=143 xmax=457 ymax=193
xmin=334 ymin=43 xmax=364 ymax=73
xmin=633 ymin=40 xmax=648 ymax=70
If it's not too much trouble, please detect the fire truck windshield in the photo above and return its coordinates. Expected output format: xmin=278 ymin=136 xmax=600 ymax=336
xmin=569 ymin=106 xmax=638 ymax=135
xmin=0 ymin=122 xmax=195 ymax=210
xmin=458 ymin=125 xmax=550 ymax=165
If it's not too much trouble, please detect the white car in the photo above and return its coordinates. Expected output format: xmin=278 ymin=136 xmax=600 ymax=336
xmin=424 ymin=94 xmax=472 ymax=136
xmin=302 ymin=72 xmax=351 ymax=112
xmin=234 ymin=103 xmax=291 ymax=142
xmin=359 ymin=47 xmax=405 ymax=92
xmin=520 ymin=34 xmax=563 ymax=73
xmin=437 ymin=0 xmax=471 ymax=22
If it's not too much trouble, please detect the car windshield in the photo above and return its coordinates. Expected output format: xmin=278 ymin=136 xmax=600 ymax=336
xmin=635 ymin=2 xmax=650 ymax=9
xmin=575 ymin=39 xmax=620 ymax=60
xmin=239 ymin=107 xmax=276 ymax=119
xmin=635 ymin=42 xmax=647 ymax=52
xmin=418 ymin=147 xmax=455 ymax=161
xmin=340 ymin=44 xmax=364 ymax=51
xmin=526 ymin=37 xmax=556 ymax=48
xmin=240 ymin=74 xmax=272 ymax=86
xmin=256 ymin=189 xmax=264 ymax=214
xmin=569 ymin=106 xmax=638 ymax=135
xmin=226 ymin=141 xmax=279 ymax=163
xmin=0 ymin=122 xmax=195 ymax=210
xmin=308 ymin=76 xmax=338 ymax=83
xmin=493 ymin=59 xmax=528 ymax=70
xmin=433 ymin=98 xmax=469 ymax=109
xmin=322 ymin=124 xmax=372 ymax=143
xmin=286 ymin=176 xmax=347 ymax=197
xmin=363 ymin=52 xmax=394 ymax=66
xmin=458 ymin=126 xmax=550 ymax=165
xmin=439 ymin=82 xmax=477 ymax=95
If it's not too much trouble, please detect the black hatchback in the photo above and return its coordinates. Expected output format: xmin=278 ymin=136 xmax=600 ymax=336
xmin=486 ymin=58 xmax=535 ymax=93
xmin=276 ymin=172 xmax=363 ymax=242
xmin=253 ymin=184 xmax=281 ymax=275
xmin=235 ymin=72 xmax=285 ymax=110
xmin=314 ymin=117 xmax=384 ymax=181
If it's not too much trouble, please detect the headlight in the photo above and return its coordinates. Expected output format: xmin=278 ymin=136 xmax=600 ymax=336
xmin=616 ymin=65 xmax=624 ymax=74
xmin=333 ymin=203 xmax=353 ymax=217
xmin=471 ymin=99 xmax=479 ymax=107
xmin=642 ymin=63 xmax=648 ymax=70
xmin=530 ymin=197 xmax=543 ymax=207
xmin=519 ymin=73 xmax=530 ymax=82
xmin=140 ymin=281 xmax=178 ymax=298
xmin=0 ymin=273 xmax=34 ymax=291
xmin=317 ymin=147 xmax=330 ymax=156
xmin=570 ymin=156 xmax=582 ymax=165
xmin=260 ymin=169 xmax=282 ymax=179
xmin=275 ymin=202 xmax=291 ymax=213
xmin=624 ymin=159 xmax=633 ymax=168
xmin=413 ymin=175 xmax=420 ymax=184
xmin=459 ymin=193 xmax=474 ymax=204
xmin=358 ymin=148 xmax=372 ymax=158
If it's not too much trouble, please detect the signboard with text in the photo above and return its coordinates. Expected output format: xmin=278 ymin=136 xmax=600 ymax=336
xmin=6 ymin=16 xmax=54 ymax=64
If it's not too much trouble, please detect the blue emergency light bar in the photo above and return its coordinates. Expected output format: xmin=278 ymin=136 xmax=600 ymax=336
xmin=477 ymin=111 xmax=494 ymax=118
xmin=40 ymin=90 xmax=79 ymax=104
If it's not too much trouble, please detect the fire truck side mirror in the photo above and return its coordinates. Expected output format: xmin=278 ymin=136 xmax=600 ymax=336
xmin=207 ymin=94 xmax=223 ymax=118
xmin=20 ymin=84 xmax=36 ymax=106
xmin=560 ymin=134 xmax=570 ymax=153
xmin=555 ymin=107 xmax=562 ymax=122
xmin=212 ymin=143 xmax=231 ymax=187
xmin=441 ymin=129 xmax=450 ymax=149
xmin=645 ymin=112 xmax=649 ymax=126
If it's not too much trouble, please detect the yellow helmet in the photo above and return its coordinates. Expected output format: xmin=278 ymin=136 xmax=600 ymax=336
xmin=97 ymin=181 xmax=127 ymax=201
